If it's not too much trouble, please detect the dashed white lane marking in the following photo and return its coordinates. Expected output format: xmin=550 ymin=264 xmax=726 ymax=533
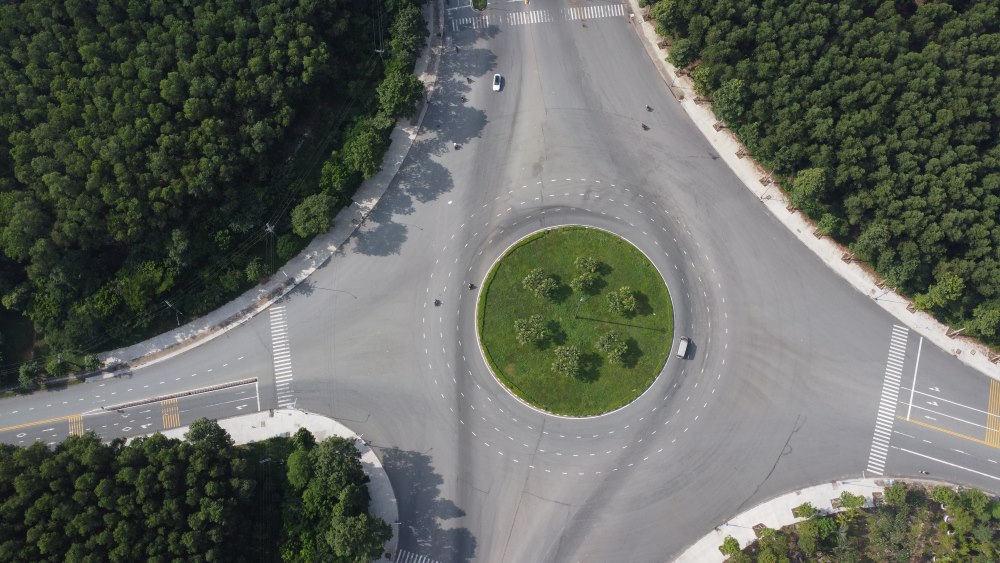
xmin=269 ymin=305 xmax=297 ymax=408
xmin=866 ymin=325 xmax=909 ymax=475
xmin=414 ymin=176 xmax=728 ymax=473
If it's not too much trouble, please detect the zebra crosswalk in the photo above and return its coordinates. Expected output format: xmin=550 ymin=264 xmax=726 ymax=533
xmin=507 ymin=9 xmax=553 ymax=26
xmin=564 ymin=3 xmax=626 ymax=20
xmin=450 ymin=3 xmax=624 ymax=30
xmin=269 ymin=305 xmax=296 ymax=408
xmin=451 ymin=15 xmax=491 ymax=30
xmin=395 ymin=549 xmax=443 ymax=563
xmin=866 ymin=325 xmax=909 ymax=475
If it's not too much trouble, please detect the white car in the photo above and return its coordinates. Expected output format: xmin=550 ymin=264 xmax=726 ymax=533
xmin=676 ymin=336 xmax=690 ymax=359
xmin=492 ymin=74 xmax=502 ymax=91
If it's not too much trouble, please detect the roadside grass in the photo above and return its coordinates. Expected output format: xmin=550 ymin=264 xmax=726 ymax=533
xmin=472 ymin=0 xmax=487 ymax=10
xmin=478 ymin=227 xmax=673 ymax=416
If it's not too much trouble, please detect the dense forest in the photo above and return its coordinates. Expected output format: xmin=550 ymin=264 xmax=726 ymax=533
xmin=0 ymin=0 xmax=426 ymax=383
xmin=649 ymin=0 xmax=1000 ymax=347
xmin=0 ymin=420 xmax=389 ymax=562
xmin=721 ymin=482 xmax=1000 ymax=561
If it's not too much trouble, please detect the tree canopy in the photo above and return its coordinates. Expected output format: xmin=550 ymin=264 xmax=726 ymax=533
xmin=0 ymin=0 xmax=428 ymax=380
xmin=0 ymin=420 xmax=389 ymax=562
xmin=652 ymin=0 xmax=1000 ymax=347
xmin=723 ymin=482 xmax=1000 ymax=561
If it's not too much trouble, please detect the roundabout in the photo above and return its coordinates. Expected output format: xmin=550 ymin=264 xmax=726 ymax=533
xmin=476 ymin=225 xmax=674 ymax=417
xmin=412 ymin=177 xmax=734 ymax=479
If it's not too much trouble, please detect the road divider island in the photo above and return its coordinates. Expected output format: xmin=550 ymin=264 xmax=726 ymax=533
xmin=477 ymin=226 xmax=673 ymax=417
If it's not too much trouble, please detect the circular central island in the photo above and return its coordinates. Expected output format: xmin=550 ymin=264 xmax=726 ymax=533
xmin=477 ymin=226 xmax=674 ymax=417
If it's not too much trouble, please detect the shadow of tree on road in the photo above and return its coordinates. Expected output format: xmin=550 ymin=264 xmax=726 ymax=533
xmin=381 ymin=448 xmax=477 ymax=562
xmin=349 ymin=38 xmax=503 ymax=257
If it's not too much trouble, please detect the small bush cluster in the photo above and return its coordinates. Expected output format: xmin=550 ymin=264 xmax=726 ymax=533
xmin=596 ymin=331 xmax=628 ymax=365
xmin=514 ymin=315 xmax=549 ymax=346
xmin=607 ymin=286 xmax=637 ymax=316
xmin=522 ymin=268 xmax=559 ymax=300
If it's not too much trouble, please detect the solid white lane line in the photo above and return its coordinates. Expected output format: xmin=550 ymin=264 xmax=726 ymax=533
xmin=895 ymin=446 xmax=1000 ymax=481
xmin=906 ymin=336 xmax=923 ymax=420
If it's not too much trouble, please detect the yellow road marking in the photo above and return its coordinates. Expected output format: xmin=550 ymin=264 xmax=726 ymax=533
xmin=161 ymin=399 xmax=180 ymax=429
xmin=988 ymin=380 xmax=1000 ymax=447
xmin=0 ymin=414 xmax=84 ymax=434
xmin=898 ymin=416 xmax=998 ymax=449
xmin=67 ymin=415 xmax=84 ymax=436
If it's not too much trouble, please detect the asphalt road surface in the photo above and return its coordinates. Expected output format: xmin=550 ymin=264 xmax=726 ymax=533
xmin=2 ymin=2 xmax=999 ymax=561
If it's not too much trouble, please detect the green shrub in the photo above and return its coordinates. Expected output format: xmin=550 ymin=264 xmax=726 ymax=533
xmin=245 ymin=258 xmax=268 ymax=283
xmin=18 ymin=361 xmax=38 ymax=390
xmin=607 ymin=286 xmax=637 ymax=316
xmin=667 ymin=38 xmax=698 ymax=69
xmin=551 ymin=345 xmax=581 ymax=378
xmin=277 ymin=234 xmax=304 ymax=263
xmin=291 ymin=194 xmax=336 ymax=238
xmin=596 ymin=331 xmax=628 ymax=365
xmin=574 ymin=256 xmax=600 ymax=273
xmin=570 ymin=272 xmax=600 ymax=294
xmin=514 ymin=315 xmax=549 ymax=346
xmin=522 ymin=268 xmax=558 ymax=300
xmin=792 ymin=502 xmax=819 ymax=519
xmin=45 ymin=355 xmax=69 ymax=377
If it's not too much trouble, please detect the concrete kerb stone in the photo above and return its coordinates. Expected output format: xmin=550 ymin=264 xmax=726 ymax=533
xmin=675 ymin=477 xmax=894 ymax=562
xmin=625 ymin=0 xmax=1000 ymax=380
xmin=153 ymin=409 xmax=399 ymax=563
xmin=97 ymin=0 xmax=446 ymax=371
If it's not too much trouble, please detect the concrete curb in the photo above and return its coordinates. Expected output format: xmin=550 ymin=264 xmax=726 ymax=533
xmin=155 ymin=409 xmax=400 ymax=563
xmin=625 ymin=0 xmax=999 ymax=380
xmin=98 ymin=0 xmax=446 ymax=371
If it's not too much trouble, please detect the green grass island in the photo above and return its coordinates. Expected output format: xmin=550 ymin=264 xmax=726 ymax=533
xmin=477 ymin=226 xmax=674 ymax=417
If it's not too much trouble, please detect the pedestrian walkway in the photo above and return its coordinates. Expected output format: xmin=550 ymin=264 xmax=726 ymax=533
xmin=269 ymin=305 xmax=296 ymax=408
xmin=565 ymin=4 xmax=625 ymax=21
xmin=451 ymin=14 xmax=491 ymax=30
xmin=449 ymin=4 xmax=625 ymax=31
xmin=675 ymin=478 xmax=889 ymax=562
xmin=866 ymin=325 xmax=909 ymax=475
xmin=98 ymin=0 xmax=447 ymax=372
xmin=395 ymin=549 xmax=444 ymax=563
xmin=155 ymin=409 xmax=400 ymax=563
xmin=624 ymin=0 xmax=1000 ymax=381
xmin=506 ymin=9 xmax=553 ymax=26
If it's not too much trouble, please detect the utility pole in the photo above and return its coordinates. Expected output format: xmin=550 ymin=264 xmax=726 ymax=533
xmin=164 ymin=300 xmax=183 ymax=327
xmin=265 ymin=223 xmax=276 ymax=274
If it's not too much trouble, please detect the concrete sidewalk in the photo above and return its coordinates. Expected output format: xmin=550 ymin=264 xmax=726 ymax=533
xmin=157 ymin=409 xmax=400 ymax=563
xmin=675 ymin=477 xmax=901 ymax=561
xmin=625 ymin=0 xmax=999 ymax=380
xmin=99 ymin=0 xmax=447 ymax=371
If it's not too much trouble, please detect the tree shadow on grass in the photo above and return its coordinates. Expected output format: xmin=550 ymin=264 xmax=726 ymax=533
xmin=623 ymin=337 xmax=643 ymax=369
xmin=574 ymin=352 xmax=602 ymax=383
xmin=634 ymin=291 xmax=654 ymax=317
xmin=549 ymin=277 xmax=572 ymax=304
xmin=543 ymin=320 xmax=567 ymax=348
xmin=381 ymin=448 xmax=477 ymax=563
xmin=587 ymin=276 xmax=608 ymax=295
